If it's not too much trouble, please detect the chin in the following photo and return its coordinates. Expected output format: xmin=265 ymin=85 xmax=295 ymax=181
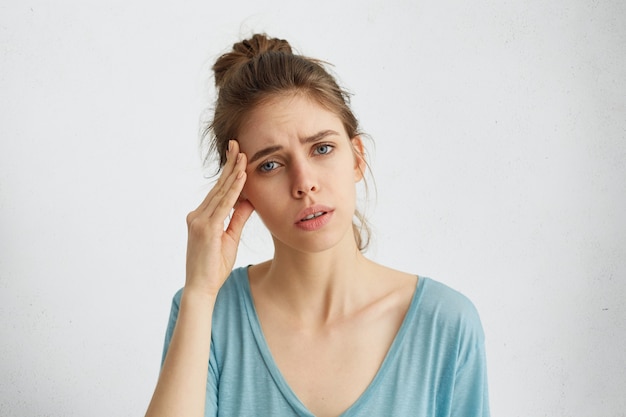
xmin=271 ymin=227 xmax=356 ymax=255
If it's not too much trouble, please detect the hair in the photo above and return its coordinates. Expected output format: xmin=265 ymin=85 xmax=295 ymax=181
xmin=202 ymin=33 xmax=371 ymax=251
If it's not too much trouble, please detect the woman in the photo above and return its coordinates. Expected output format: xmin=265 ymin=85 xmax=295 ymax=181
xmin=146 ymin=33 xmax=489 ymax=417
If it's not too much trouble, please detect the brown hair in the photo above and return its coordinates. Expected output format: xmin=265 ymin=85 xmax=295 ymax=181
xmin=203 ymin=33 xmax=371 ymax=251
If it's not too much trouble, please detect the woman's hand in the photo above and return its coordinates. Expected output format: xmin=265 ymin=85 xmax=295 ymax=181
xmin=145 ymin=141 xmax=252 ymax=417
xmin=184 ymin=140 xmax=254 ymax=296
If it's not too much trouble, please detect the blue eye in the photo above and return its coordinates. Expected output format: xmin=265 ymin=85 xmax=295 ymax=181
xmin=315 ymin=144 xmax=333 ymax=155
xmin=259 ymin=161 xmax=279 ymax=172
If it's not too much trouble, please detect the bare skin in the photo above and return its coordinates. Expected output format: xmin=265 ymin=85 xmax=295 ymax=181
xmin=248 ymin=259 xmax=416 ymax=417
xmin=146 ymin=95 xmax=417 ymax=417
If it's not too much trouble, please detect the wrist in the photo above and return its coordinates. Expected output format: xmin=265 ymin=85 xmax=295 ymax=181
xmin=180 ymin=285 xmax=219 ymax=309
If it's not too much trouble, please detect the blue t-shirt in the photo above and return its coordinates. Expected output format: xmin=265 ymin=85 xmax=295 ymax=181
xmin=162 ymin=267 xmax=489 ymax=416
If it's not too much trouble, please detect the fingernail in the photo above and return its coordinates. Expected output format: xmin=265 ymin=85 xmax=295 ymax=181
xmin=236 ymin=153 xmax=243 ymax=163
xmin=228 ymin=140 xmax=233 ymax=152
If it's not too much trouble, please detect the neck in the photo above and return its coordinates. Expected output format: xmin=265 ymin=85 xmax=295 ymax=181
xmin=253 ymin=235 xmax=374 ymax=325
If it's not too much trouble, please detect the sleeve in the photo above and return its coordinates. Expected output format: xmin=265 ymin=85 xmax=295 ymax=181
xmin=449 ymin=312 xmax=490 ymax=417
xmin=160 ymin=288 xmax=220 ymax=417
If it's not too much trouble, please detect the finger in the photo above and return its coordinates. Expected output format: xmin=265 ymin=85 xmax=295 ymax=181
xmin=196 ymin=140 xmax=241 ymax=212
xmin=205 ymin=155 xmax=247 ymax=222
xmin=225 ymin=199 xmax=254 ymax=241
xmin=185 ymin=168 xmax=246 ymax=261
xmin=214 ymin=140 xmax=242 ymax=187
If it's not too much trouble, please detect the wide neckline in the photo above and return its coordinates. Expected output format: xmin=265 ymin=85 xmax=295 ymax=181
xmin=236 ymin=266 xmax=426 ymax=417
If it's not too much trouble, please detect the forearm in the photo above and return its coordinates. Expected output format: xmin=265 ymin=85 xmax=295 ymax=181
xmin=146 ymin=290 xmax=217 ymax=417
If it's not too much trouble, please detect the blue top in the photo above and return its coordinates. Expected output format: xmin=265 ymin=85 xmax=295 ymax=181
xmin=162 ymin=267 xmax=490 ymax=416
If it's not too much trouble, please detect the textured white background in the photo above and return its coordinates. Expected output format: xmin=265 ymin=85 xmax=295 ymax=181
xmin=1 ymin=0 xmax=625 ymax=416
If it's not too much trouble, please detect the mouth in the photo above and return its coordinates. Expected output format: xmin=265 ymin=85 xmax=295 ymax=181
xmin=299 ymin=211 xmax=327 ymax=222
xmin=294 ymin=207 xmax=334 ymax=231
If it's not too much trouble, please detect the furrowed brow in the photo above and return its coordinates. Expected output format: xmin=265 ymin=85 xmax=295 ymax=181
xmin=249 ymin=145 xmax=283 ymax=164
xmin=301 ymin=130 xmax=339 ymax=144
xmin=248 ymin=130 xmax=340 ymax=164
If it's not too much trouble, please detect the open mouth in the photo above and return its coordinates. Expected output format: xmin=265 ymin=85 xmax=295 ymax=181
xmin=300 ymin=211 xmax=327 ymax=222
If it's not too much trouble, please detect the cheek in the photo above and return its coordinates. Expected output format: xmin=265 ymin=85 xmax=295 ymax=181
xmin=241 ymin=179 xmax=268 ymax=209
xmin=241 ymin=174 xmax=259 ymax=198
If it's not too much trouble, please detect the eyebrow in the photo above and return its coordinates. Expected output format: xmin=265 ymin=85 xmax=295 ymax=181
xmin=247 ymin=130 xmax=339 ymax=164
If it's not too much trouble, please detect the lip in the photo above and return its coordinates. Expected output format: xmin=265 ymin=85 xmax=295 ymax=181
xmin=295 ymin=205 xmax=334 ymax=231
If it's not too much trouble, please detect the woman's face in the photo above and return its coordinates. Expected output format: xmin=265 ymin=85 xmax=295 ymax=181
xmin=237 ymin=94 xmax=365 ymax=254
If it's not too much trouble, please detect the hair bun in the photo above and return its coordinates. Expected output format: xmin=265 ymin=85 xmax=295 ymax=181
xmin=213 ymin=33 xmax=293 ymax=87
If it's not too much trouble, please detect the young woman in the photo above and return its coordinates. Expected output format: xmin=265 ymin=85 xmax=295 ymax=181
xmin=146 ymin=34 xmax=489 ymax=417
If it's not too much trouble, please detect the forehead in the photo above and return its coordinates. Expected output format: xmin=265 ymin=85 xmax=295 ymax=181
xmin=237 ymin=94 xmax=346 ymax=147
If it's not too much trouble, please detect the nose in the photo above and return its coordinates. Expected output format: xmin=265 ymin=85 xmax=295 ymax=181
xmin=291 ymin=159 xmax=319 ymax=198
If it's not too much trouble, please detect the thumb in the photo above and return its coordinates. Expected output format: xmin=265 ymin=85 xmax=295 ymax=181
xmin=225 ymin=199 xmax=255 ymax=241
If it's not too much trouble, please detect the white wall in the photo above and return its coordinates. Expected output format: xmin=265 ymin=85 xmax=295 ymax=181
xmin=1 ymin=0 xmax=624 ymax=416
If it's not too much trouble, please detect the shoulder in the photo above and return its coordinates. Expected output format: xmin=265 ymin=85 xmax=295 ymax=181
xmin=413 ymin=277 xmax=486 ymax=344
xmin=169 ymin=267 xmax=249 ymax=316
xmin=419 ymin=278 xmax=480 ymax=314
xmin=213 ymin=267 xmax=250 ymax=318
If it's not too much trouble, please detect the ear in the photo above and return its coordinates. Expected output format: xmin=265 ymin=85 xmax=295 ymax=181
xmin=350 ymin=135 xmax=367 ymax=182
